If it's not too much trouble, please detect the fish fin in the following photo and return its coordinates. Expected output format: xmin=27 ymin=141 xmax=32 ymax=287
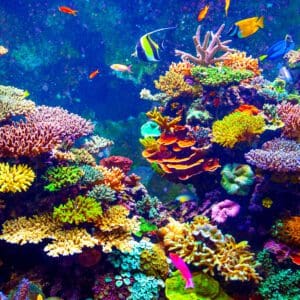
xmin=257 ymin=16 xmax=264 ymax=28
xmin=227 ymin=24 xmax=238 ymax=37
xmin=72 ymin=10 xmax=78 ymax=16
xmin=127 ymin=65 xmax=133 ymax=73
xmin=259 ymin=55 xmax=268 ymax=61
xmin=185 ymin=278 xmax=194 ymax=289
xmin=145 ymin=26 xmax=177 ymax=37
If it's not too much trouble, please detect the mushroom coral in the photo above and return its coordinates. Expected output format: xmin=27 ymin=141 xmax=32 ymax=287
xmin=212 ymin=111 xmax=265 ymax=148
xmin=159 ymin=216 xmax=261 ymax=283
xmin=0 ymin=162 xmax=35 ymax=193
xmin=141 ymin=125 xmax=219 ymax=181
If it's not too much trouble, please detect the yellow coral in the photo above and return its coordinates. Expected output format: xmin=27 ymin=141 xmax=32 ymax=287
xmin=154 ymin=68 xmax=196 ymax=98
xmin=95 ymin=205 xmax=140 ymax=253
xmin=96 ymin=166 xmax=125 ymax=191
xmin=219 ymin=51 xmax=261 ymax=76
xmin=0 ymin=163 xmax=35 ymax=193
xmin=140 ymin=244 xmax=169 ymax=279
xmin=139 ymin=137 xmax=160 ymax=152
xmin=212 ymin=111 xmax=265 ymax=148
xmin=0 ymin=213 xmax=98 ymax=257
xmin=159 ymin=217 xmax=261 ymax=283
xmin=146 ymin=107 xmax=181 ymax=131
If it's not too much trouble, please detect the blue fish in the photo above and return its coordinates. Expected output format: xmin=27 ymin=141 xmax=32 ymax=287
xmin=132 ymin=27 xmax=176 ymax=62
xmin=259 ymin=35 xmax=295 ymax=61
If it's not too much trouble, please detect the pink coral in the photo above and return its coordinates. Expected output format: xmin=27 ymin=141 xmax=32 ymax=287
xmin=26 ymin=106 xmax=94 ymax=145
xmin=211 ymin=199 xmax=240 ymax=223
xmin=100 ymin=156 xmax=133 ymax=174
xmin=277 ymin=102 xmax=300 ymax=139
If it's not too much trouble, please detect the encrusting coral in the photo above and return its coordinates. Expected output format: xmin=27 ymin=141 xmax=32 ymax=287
xmin=53 ymin=195 xmax=102 ymax=225
xmin=212 ymin=111 xmax=265 ymax=148
xmin=0 ymin=163 xmax=35 ymax=193
xmin=159 ymin=216 xmax=261 ymax=283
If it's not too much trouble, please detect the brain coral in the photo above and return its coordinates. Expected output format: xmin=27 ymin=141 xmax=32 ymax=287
xmin=212 ymin=111 xmax=265 ymax=148
xmin=0 ymin=163 xmax=35 ymax=193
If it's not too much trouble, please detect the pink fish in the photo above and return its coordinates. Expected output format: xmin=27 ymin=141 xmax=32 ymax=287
xmin=169 ymin=253 xmax=194 ymax=289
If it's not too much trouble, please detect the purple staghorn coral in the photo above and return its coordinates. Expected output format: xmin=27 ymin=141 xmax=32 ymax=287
xmin=245 ymin=138 xmax=300 ymax=172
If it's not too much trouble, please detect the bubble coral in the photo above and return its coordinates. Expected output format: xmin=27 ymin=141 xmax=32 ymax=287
xmin=0 ymin=163 xmax=35 ymax=193
xmin=221 ymin=163 xmax=254 ymax=196
xmin=165 ymin=271 xmax=231 ymax=300
xmin=43 ymin=166 xmax=84 ymax=191
xmin=272 ymin=216 xmax=300 ymax=248
xmin=212 ymin=111 xmax=265 ymax=148
xmin=53 ymin=195 xmax=102 ymax=225
xmin=140 ymin=244 xmax=169 ymax=279
xmin=94 ymin=205 xmax=140 ymax=253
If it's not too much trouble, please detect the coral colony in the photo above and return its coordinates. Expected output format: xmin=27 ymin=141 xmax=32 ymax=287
xmin=0 ymin=23 xmax=300 ymax=300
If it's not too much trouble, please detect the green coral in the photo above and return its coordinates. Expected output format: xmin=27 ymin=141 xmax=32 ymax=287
xmin=221 ymin=163 xmax=254 ymax=196
xmin=87 ymin=184 xmax=116 ymax=202
xmin=134 ymin=218 xmax=158 ymax=237
xmin=43 ymin=166 xmax=83 ymax=192
xmin=53 ymin=195 xmax=102 ymax=225
xmin=165 ymin=271 xmax=231 ymax=300
xmin=80 ymin=165 xmax=103 ymax=184
xmin=258 ymin=269 xmax=300 ymax=300
xmin=191 ymin=66 xmax=253 ymax=86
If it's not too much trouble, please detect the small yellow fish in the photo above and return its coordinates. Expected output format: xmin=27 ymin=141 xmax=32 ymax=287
xmin=23 ymin=90 xmax=30 ymax=98
xmin=197 ymin=5 xmax=209 ymax=22
xmin=225 ymin=0 xmax=231 ymax=16
xmin=262 ymin=197 xmax=273 ymax=208
xmin=228 ymin=16 xmax=264 ymax=38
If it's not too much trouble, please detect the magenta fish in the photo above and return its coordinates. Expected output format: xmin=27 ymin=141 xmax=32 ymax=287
xmin=169 ymin=253 xmax=194 ymax=289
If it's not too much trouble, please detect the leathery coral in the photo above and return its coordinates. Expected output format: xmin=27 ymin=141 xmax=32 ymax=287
xmin=212 ymin=111 xmax=265 ymax=148
xmin=0 ymin=163 xmax=35 ymax=193
xmin=0 ymin=214 xmax=98 ymax=257
xmin=158 ymin=216 xmax=261 ymax=283
xmin=94 ymin=205 xmax=140 ymax=253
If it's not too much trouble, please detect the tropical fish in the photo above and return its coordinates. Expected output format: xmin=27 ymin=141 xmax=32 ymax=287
xmin=197 ymin=5 xmax=209 ymax=22
xmin=225 ymin=0 xmax=231 ymax=16
xmin=228 ymin=16 xmax=264 ymax=38
xmin=169 ymin=253 xmax=194 ymax=289
xmin=89 ymin=69 xmax=100 ymax=79
xmin=278 ymin=66 xmax=293 ymax=83
xmin=23 ymin=90 xmax=30 ymax=98
xmin=259 ymin=35 xmax=295 ymax=61
xmin=175 ymin=192 xmax=197 ymax=204
xmin=110 ymin=64 xmax=132 ymax=73
xmin=58 ymin=6 xmax=78 ymax=16
xmin=36 ymin=295 xmax=43 ymax=300
xmin=132 ymin=27 xmax=176 ymax=62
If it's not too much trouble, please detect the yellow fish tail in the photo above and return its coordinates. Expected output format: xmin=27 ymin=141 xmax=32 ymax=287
xmin=259 ymin=54 xmax=268 ymax=61
xmin=257 ymin=16 xmax=264 ymax=29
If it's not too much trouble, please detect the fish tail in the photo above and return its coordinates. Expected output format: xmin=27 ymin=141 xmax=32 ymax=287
xmin=257 ymin=16 xmax=264 ymax=28
xmin=185 ymin=278 xmax=194 ymax=289
xmin=127 ymin=65 xmax=133 ymax=73
xmin=259 ymin=54 xmax=268 ymax=61
xmin=72 ymin=10 xmax=78 ymax=16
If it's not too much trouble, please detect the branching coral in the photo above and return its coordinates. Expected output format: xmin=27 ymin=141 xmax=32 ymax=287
xmin=96 ymin=166 xmax=125 ymax=192
xmin=0 ymin=85 xmax=35 ymax=122
xmin=159 ymin=216 xmax=261 ymax=283
xmin=284 ymin=49 xmax=300 ymax=68
xmin=53 ymin=195 xmax=102 ymax=225
xmin=80 ymin=164 xmax=103 ymax=184
xmin=71 ymin=148 xmax=96 ymax=166
xmin=277 ymin=102 xmax=300 ymax=139
xmin=43 ymin=166 xmax=83 ymax=191
xmin=83 ymin=135 xmax=114 ymax=155
xmin=245 ymin=138 xmax=300 ymax=172
xmin=191 ymin=65 xmax=253 ymax=86
xmin=95 ymin=205 xmax=140 ymax=253
xmin=212 ymin=111 xmax=265 ymax=148
xmin=0 ymin=213 xmax=98 ymax=257
xmin=175 ymin=24 xmax=235 ymax=66
xmin=219 ymin=51 xmax=261 ymax=76
xmin=146 ymin=107 xmax=181 ymax=131
xmin=87 ymin=184 xmax=117 ymax=202
xmin=0 ymin=163 xmax=35 ymax=193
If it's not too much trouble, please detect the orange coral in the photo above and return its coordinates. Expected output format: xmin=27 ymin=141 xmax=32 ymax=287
xmin=169 ymin=62 xmax=194 ymax=76
xmin=220 ymin=51 xmax=261 ymax=76
xmin=275 ymin=216 xmax=300 ymax=247
xmin=142 ymin=125 xmax=219 ymax=180
xmin=234 ymin=104 xmax=260 ymax=115
xmin=96 ymin=166 xmax=125 ymax=192
xmin=146 ymin=107 xmax=181 ymax=132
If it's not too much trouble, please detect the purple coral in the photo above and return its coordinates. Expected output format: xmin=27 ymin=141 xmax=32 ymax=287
xmin=210 ymin=199 xmax=240 ymax=223
xmin=245 ymin=138 xmax=300 ymax=172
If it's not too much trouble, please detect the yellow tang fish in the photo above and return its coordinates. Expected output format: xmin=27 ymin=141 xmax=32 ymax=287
xmin=225 ymin=0 xmax=230 ymax=16
xmin=228 ymin=16 xmax=264 ymax=38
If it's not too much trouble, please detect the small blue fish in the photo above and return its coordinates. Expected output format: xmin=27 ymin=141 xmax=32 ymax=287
xmin=132 ymin=27 xmax=176 ymax=62
xmin=259 ymin=35 xmax=295 ymax=61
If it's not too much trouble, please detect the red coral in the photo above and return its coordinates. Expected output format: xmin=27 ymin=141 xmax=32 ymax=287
xmin=100 ymin=156 xmax=133 ymax=174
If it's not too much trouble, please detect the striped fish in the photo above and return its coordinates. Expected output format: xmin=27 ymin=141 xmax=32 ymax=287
xmin=132 ymin=27 xmax=176 ymax=62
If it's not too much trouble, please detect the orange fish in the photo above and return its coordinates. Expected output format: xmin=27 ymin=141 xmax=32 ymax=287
xmin=58 ymin=6 xmax=78 ymax=16
xmin=197 ymin=5 xmax=209 ymax=22
xmin=89 ymin=69 xmax=100 ymax=79
xmin=290 ymin=252 xmax=300 ymax=265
